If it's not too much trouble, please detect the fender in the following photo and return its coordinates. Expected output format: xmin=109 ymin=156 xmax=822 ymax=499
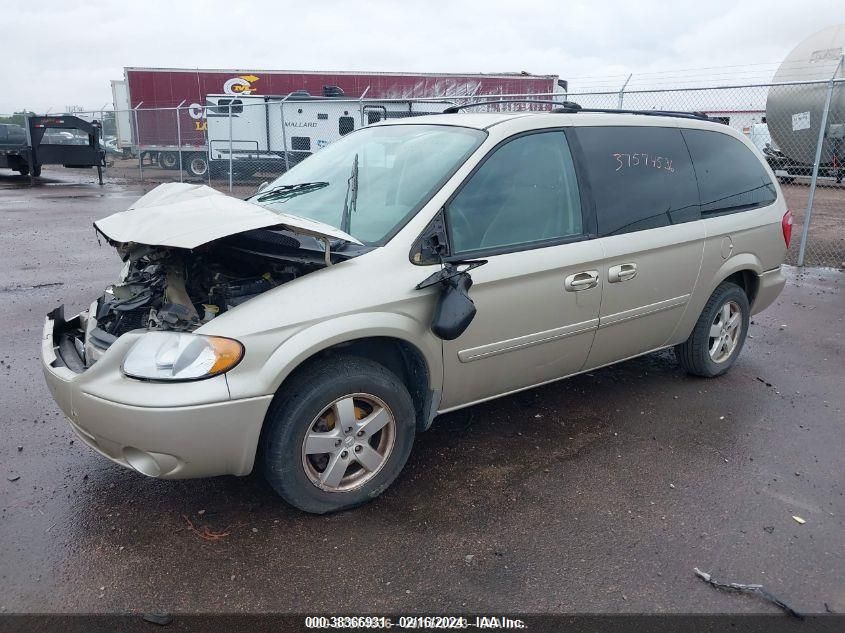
xmin=707 ymin=252 xmax=764 ymax=295
xmin=670 ymin=252 xmax=764 ymax=346
xmin=226 ymin=311 xmax=443 ymax=400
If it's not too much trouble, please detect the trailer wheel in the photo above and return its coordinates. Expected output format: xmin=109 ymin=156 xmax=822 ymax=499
xmin=15 ymin=166 xmax=29 ymax=176
xmin=158 ymin=151 xmax=178 ymax=170
xmin=186 ymin=154 xmax=208 ymax=179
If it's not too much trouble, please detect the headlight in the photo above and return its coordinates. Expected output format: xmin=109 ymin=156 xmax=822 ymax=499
xmin=122 ymin=332 xmax=244 ymax=381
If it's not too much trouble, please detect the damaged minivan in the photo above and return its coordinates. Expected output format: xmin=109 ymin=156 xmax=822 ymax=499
xmin=42 ymin=107 xmax=789 ymax=513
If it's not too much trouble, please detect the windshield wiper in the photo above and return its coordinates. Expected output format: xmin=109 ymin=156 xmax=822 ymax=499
xmin=340 ymin=153 xmax=359 ymax=234
xmin=251 ymin=181 xmax=329 ymax=202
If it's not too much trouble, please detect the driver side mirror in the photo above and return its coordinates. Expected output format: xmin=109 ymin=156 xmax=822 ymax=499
xmin=412 ymin=209 xmax=486 ymax=340
xmin=417 ymin=260 xmax=486 ymax=340
xmin=430 ymin=269 xmax=477 ymax=340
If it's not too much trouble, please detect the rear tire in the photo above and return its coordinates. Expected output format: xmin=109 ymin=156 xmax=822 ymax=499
xmin=186 ymin=153 xmax=208 ymax=179
xmin=675 ymin=282 xmax=749 ymax=377
xmin=261 ymin=356 xmax=416 ymax=514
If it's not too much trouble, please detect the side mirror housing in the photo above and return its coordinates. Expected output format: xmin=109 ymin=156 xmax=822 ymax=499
xmin=431 ymin=271 xmax=476 ymax=340
xmin=417 ymin=260 xmax=486 ymax=340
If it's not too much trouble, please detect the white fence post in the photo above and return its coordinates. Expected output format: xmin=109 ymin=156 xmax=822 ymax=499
xmin=797 ymin=56 xmax=844 ymax=266
xmin=133 ymin=102 xmax=143 ymax=182
xmin=618 ymin=74 xmax=632 ymax=109
xmin=175 ymin=100 xmax=185 ymax=183
xmin=228 ymin=102 xmax=233 ymax=193
xmin=280 ymin=94 xmax=291 ymax=172
xmin=358 ymin=86 xmax=371 ymax=126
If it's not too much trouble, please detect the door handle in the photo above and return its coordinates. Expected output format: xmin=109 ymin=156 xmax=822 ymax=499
xmin=564 ymin=270 xmax=599 ymax=292
xmin=608 ymin=263 xmax=638 ymax=283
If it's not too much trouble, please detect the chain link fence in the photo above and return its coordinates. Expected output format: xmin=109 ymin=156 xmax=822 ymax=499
xmin=4 ymin=78 xmax=843 ymax=268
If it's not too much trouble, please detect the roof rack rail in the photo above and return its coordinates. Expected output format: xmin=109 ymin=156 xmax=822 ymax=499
xmin=442 ymin=99 xmax=576 ymax=113
xmin=443 ymin=99 xmax=710 ymax=121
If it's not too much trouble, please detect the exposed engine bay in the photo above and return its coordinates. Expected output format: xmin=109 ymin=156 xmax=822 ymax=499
xmin=93 ymin=229 xmax=336 ymax=346
xmin=47 ymin=183 xmax=369 ymax=372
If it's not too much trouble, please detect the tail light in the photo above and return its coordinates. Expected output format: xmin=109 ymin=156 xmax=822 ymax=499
xmin=782 ymin=210 xmax=793 ymax=247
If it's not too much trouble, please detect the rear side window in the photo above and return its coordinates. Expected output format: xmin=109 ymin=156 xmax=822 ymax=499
xmin=447 ymin=131 xmax=583 ymax=253
xmin=572 ymin=126 xmax=700 ymax=236
xmin=682 ymin=129 xmax=777 ymax=215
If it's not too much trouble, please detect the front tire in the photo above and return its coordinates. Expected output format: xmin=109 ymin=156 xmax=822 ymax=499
xmin=261 ymin=356 xmax=416 ymax=514
xmin=158 ymin=151 xmax=178 ymax=170
xmin=675 ymin=282 xmax=750 ymax=377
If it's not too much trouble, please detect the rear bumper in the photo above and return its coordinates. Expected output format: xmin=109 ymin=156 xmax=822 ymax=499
xmin=751 ymin=266 xmax=787 ymax=315
xmin=42 ymin=309 xmax=272 ymax=479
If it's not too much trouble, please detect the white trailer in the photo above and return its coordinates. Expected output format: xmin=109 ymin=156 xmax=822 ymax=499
xmin=204 ymin=91 xmax=453 ymax=178
xmin=110 ymin=80 xmax=134 ymax=157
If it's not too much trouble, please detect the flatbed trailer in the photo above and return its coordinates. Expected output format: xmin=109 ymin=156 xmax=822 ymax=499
xmin=0 ymin=116 xmax=106 ymax=184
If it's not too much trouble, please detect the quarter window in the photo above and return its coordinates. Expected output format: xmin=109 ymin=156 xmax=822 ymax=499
xmin=571 ymin=126 xmax=700 ymax=237
xmin=447 ymin=131 xmax=583 ymax=253
xmin=682 ymin=129 xmax=777 ymax=215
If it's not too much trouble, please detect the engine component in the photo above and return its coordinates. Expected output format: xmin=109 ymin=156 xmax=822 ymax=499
xmin=91 ymin=235 xmax=314 ymax=345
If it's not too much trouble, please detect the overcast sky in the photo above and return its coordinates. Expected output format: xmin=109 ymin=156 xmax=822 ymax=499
xmin=1 ymin=0 xmax=841 ymax=112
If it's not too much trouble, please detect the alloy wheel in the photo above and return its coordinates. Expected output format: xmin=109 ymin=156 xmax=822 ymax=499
xmin=300 ymin=393 xmax=396 ymax=492
xmin=709 ymin=300 xmax=742 ymax=363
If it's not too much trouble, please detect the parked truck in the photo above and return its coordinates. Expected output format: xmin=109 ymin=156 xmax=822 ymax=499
xmin=0 ymin=123 xmax=31 ymax=175
xmin=111 ymin=67 xmax=564 ymax=177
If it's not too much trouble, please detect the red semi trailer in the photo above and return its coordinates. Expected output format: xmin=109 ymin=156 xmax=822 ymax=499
xmin=111 ymin=67 xmax=563 ymax=175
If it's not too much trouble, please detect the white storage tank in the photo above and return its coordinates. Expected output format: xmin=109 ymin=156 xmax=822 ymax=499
xmin=766 ymin=24 xmax=845 ymax=165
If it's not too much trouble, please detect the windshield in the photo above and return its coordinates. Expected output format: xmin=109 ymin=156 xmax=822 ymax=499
xmin=253 ymin=124 xmax=486 ymax=245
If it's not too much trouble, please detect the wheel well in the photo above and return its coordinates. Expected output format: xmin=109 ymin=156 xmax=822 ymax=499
xmin=724 ymin=270 xmax=759 ymax=305
xmin=275 ymin=337 xmax=432 ymax=432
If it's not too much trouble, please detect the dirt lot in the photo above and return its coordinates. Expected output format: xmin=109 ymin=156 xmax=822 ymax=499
xmin=102 ymin=157 xmax=845 ymax=268
xmin=0 ymin=168 xmax=843 ymax=617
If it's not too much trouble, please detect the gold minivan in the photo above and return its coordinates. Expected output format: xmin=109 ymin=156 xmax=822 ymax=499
xmin=42 ymin=105 xmax=790 ymax=513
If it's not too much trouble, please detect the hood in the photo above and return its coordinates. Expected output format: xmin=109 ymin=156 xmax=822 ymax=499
xmin=93 ymin=183 xmax=362 ymax=249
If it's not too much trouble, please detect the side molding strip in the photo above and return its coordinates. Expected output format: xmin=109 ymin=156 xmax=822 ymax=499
xmin=598 ymin=294 xmax=690 ymax=329
xmin=458 ymin=318 xmax=599 ymax=363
